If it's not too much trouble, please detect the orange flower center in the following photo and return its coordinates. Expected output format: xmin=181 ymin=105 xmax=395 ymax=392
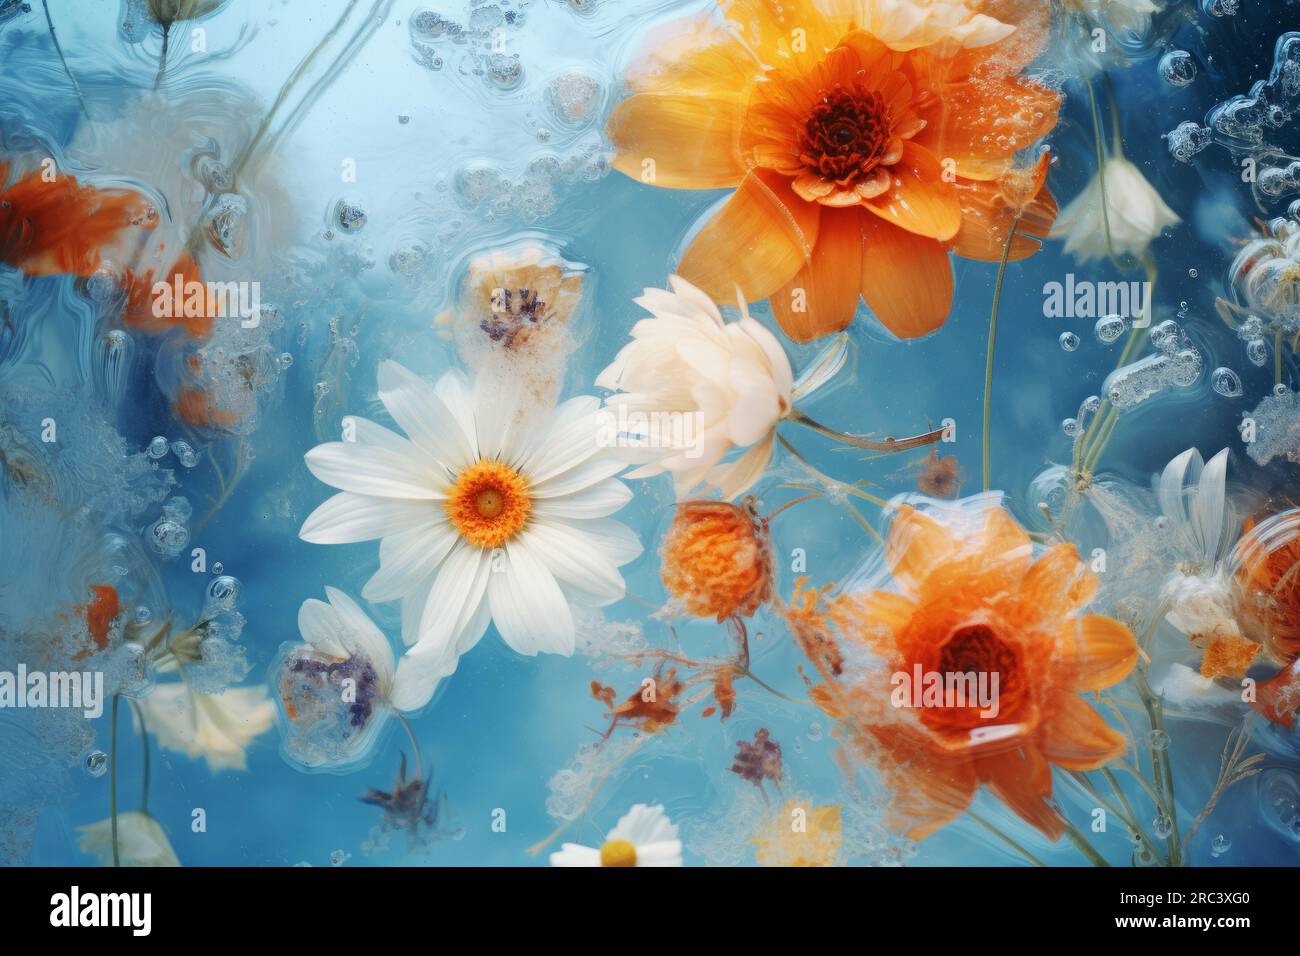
xmin=799 ymin=85 xmax=891 ymax=184
xmin=921 ymin=624 xmax=1024 ymax=732
xmin=444 ymin=460 xmax=531 ymax=549
xmin=599 ymin=838 xmax=638 ymax=867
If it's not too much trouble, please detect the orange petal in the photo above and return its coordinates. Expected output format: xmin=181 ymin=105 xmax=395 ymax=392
xmin=1253 ymin=657 xmax=1300 ymax=728
xmin=977 ymin=507 xmax=1033 ymax=571
xmin=859 ymin=211 xmax=953 ymax=338
xmin=976 ymin=745 xmax=1065 ymax=840
xmin=624 ymin=14 xmax=760 ymax=95
xmin=1039 ymin=692 xmax=1128 ymax=772
xmin=918 ymin=75 xmax=1060 ymax=181
xmin=874 ymin=729 xmax=977 ymax=841
xmin=951 ymin=152 xmax=1058 ymax=262
xmin=886 ymin=505 xmax=960 ymax=592
xmin=1066 ymin=615 xmax=1139 ymax=692
xmin=770 ymin=205 xmax=862 ymax=341
xmin=829 ymin=589 xmax=914 ymax=655
xmin=1022 ymin=543 xmax=1098 ymax=614
xmin=862 ymin=142 xmax=962 ymax=240
xmin=721 ymin=0 xmax=838 ymax=66
xmin=1199 ymin=632 xmax=1261 ymax=679
xmin=608 ymin=92 xmax=747 ymax=189
xmin=678 ymin=169 xmax=818 ymax=303
xmin=0 ymin=167 xmax=150 ymax=278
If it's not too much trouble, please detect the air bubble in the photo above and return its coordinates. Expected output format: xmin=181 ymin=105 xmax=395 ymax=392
xmin=1095 ymin=314 xmax=1127 ymax=344
xmin=1059 ymin=331 xmax=1080 ymax=352
xmin=85 ymin=750 xmax=108 ymax=778
xmin=1211 ymin=366 xmax=1243 ymax=397
xmin=1158 ymin=49 xmax=1197 ymax=87
xmin=147 ymin=435 xmax=169 ymax=459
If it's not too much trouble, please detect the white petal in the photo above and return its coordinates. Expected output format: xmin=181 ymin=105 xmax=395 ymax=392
xmin=610 ymin=803 xmax=678 ymax=845
xmin=512 ymin=395 xmax=604 ymax=483
xmin=530 ymin=453 xmax=628 ymax=499
xmin=488 ymin=538 xmax=575 ymax=656
xmin=362 ymin=517 xmax=457 ymax=602
xmin=635 ymin=841 xmax=684 ymax=867
xmin=389 ymin=643 xmax=455 ymax=712
xmin=299 ymin=493 xmax=438 ymax=544
xmin=530 ymin=478 xmax=633 ymax=520
xmin=323 ymin=587 xmax=395 ymax=684
xmin=549 ymin=844 xmax=601 ymax=867
xmin=433 ymin=370 xmax=479 ymax=460
xmin=521 ymin=521 xmax=633 ymax=606
xmin=413 ymin=545 xmax=491 ymax=660
xmin=297 ymin=599 xmax=348 ymax=657
xmin=706 ymin=434 xmax=775 ymax=500
xmin=377 ymin=361 xmax=476 ymax=470
xmin=1194 ymin=448 xmax=1229 ymax=563
xmin=305 ymin=441 xmax=444 ymax=500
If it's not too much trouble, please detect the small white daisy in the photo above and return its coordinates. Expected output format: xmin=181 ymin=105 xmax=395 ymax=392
xmin=550 ymin=803 xmax=683 ymax=867
xmin=299 ymin=362 xmax=641 ymax=709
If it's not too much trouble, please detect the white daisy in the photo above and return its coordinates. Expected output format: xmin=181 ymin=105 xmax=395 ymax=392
xmin=549 ymin=803 xmax=683 ymax=867
xmin=299 ymin=363 xmax=641 ymax=709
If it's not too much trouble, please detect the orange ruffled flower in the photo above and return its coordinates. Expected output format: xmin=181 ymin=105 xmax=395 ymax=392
xmin=660 ymin=499 xmax=774 ymax=620
xmin=1232 ymin=508 xmax=1300 ymax=665
xmin=0 ymin=162 xmax=153 ymax=278
xmin=796 ymin=503 xmax=1137 ymax=841
xmin=607 ymin=0 xmax=1059 ymax=342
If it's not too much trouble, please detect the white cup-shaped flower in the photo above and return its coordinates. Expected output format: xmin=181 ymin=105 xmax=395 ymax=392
xmin=274 ymin=588 xmax=409 ymax=772
xmin=1051 ymin=154 xmax=1180 ymax=263
xmin=596 ymin=276 xmax=794 ymax=500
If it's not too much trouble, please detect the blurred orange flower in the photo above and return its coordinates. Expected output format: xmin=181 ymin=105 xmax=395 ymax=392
xmin=789 ymin=503 xmax=1137 ymax=840
xmin=0 ymin=162 xmax=152 ymax=278
xmin=607 ymin=0 xmax=1059 ymax=341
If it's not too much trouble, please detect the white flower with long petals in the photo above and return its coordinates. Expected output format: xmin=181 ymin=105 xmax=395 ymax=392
xmin=1051 ymin=154 xmax=1180 ymax=263
xmin=550 ymin=803 xmax=683 ymax=867
xmin=1155 ymin=448 xmax=1259 ymax=676
xmin=77 ymin=811 xmax=180 ymax=867
xmin=596 ymin=276 xmax=794 ymax=500
xmin=276 ymin=587 xmax=412 ymax=770
xmin=299 ymin=366 xmax=640 ymax=709
xmin=134 ymin=682 xmax=274 ymax=772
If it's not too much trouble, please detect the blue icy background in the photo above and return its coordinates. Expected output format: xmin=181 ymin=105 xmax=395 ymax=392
xmin=0 ymin=0 xmax=1298 ymax=865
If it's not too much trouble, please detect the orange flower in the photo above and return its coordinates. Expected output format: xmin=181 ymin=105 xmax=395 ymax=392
xmin=792 ymin=503 xmax=1137 ymax=840
xmin=607 ymin=0 xmax=1058 ymax=341
xmin=1232 ymin=508 xmax=1300 ymax=665
xmin=0 ymin=162 xmax=153 ymax=278
xmin=660 ymin=499 xmax=773 ymax=620
xmin=122 ymin=251 xmax=212 ymax=339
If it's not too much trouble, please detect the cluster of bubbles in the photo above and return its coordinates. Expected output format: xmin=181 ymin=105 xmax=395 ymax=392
xmin=185 ymin=574 xmax=251 ymax=693
xmin=1243 ymin=387 xmax=1300 ymax=466
xmin=1167 ymin=32 xmax=1300 ymax=205
xmin=1100 ymin=319 xmax=1204 ymax=409
xmin=408 ymin=3 xmax=531 ymax=79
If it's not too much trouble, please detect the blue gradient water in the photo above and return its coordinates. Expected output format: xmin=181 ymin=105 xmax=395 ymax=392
xmin=2 ymin=0 xmax=1299 ymax=866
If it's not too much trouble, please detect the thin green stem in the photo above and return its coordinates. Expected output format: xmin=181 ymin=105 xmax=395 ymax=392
xmin=154 ymin=24 xmax=170 ymax=91
xmin=981 ymin=214 xmax=1022 ymax=491
xmin=42 ymin=0 xmax=91 ymax=120
xmin=109 ymin=693 xmax=120 ymax=867
xmin=967 ymin=810 xmax=1047 ymax=866
xmin=130 ymin=699 xmax=151 ymax=814
xmin=1062 ymin=817 xmax=1110 ymax=866
xmin=394 ymin=711 xmax=423 ymax=784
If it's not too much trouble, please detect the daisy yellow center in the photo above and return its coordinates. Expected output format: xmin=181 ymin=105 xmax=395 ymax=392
xmin=599 ymin=838 xmax=637 ymax=867
xmin=444 ymin=460 xmax=531 ymax=549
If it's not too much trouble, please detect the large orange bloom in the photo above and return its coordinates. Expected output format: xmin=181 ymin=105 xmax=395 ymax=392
xmin=607 ymin=0 xmax=1059 ymax=341
xmin=788 ymin=503 xmax=1137 ymax=841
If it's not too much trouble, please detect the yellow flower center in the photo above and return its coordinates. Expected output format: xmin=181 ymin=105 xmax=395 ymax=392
xmin=444 ymin=460 xmax=531 ymax=549
xmin=599 ymin=838 xmax=637 ymax=867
